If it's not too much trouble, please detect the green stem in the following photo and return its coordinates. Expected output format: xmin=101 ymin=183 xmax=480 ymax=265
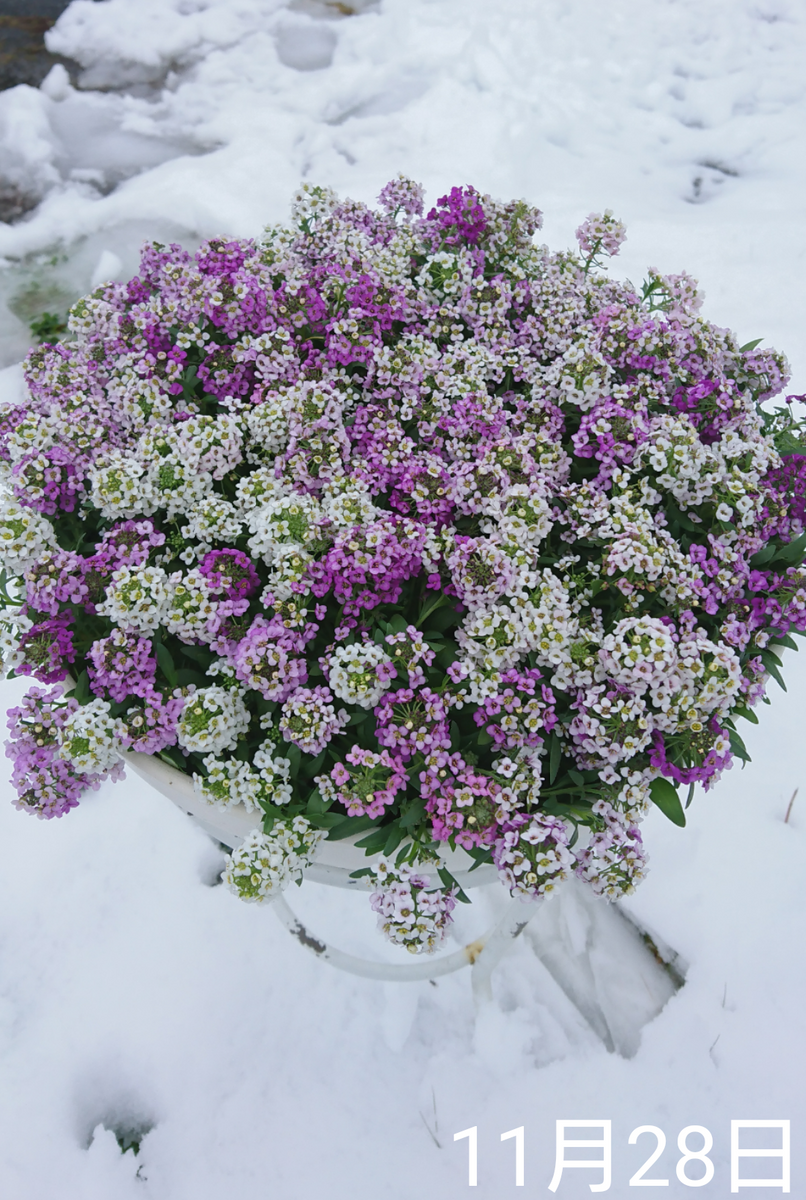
xmin=415 ymin=592 xmax=450 ymax=628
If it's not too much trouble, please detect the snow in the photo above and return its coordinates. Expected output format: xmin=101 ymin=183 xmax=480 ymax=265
xmin=0 ymin=0 xmax=805 ymax=1195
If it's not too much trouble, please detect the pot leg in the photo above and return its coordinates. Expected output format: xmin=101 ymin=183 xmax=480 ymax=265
xmin=470 ymin=895 xmax=542 ymax=1003
xmin=271 ymin=892 xmax=493 ymax=982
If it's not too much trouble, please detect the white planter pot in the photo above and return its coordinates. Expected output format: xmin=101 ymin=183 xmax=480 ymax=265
xmin=124 ymin=748 xmax=499 ymax=890
xmin=124 ymin=749 xmax=684 ymax=1050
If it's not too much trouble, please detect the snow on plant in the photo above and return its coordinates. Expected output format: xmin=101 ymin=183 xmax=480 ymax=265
xmin=2 ymin=177 xmax=805 ymax=953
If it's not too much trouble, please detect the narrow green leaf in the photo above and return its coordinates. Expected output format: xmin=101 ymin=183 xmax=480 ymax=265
xmin=180 ymin=644 xmax=214 ymax=666
xmin=155 ymin=643 xmax=178 ymax=688
xmin=437 ymin=867 xmax=470 ymax=904
xmin=175 ymin=668 xmax=205 ymax=688
xmin=739 ymin=338 xmax=763 ymax=352
xmin=306 ymin=788 xmax=326 ymax=814
xmin=355 ymin=827 xmax=392 ymax=854
xmin=399 ymin=798 xmax=426 ymax=829
xmin=306 ymin=812 xmax=343 ymax=830
xmin=310 ymin=811 xmax=352 ymax=829
xmin=549 ymin=732 xmax=562 ymax=785
xmin=728 ymin=729 xmax=752 ymax=764
xmin=72 ymin=669 xmax=90 ymax=703
xmin=649 ymin=778 xmax=686 ymax=827
xmin=383 ymin=824 xmax=404 ymax=856
xmin=760 ymin=655 xmax=787 ymax=691
xmin=301 ymin=749 xmax=326 ymax=779
xmin=326 ymin=817 xmax=376 ymax=843
xmin=748 ymin=543 xmax=777 ymax=568
xmin=775 ymin=530 xmax=806 ymax=565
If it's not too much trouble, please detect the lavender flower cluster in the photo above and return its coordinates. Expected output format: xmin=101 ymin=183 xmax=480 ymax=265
xmin=2 ymin=176 xmax=804 ymax=953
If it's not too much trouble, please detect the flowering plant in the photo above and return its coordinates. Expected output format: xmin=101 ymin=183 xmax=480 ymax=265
xmin=2 ymin=177 xmax=805 ymax=954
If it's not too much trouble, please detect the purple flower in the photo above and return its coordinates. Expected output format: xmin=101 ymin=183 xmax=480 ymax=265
xmin=199 ymin=549 xmax=260 ymax=601
xmin=231 ymin=616 xmax=307 ymax=700
xmin=98 ymin=519 xmax=166 ymax=567
xmin=116 ymin=689 xmax=185 ymax=755
xmin=426 ymin=186 xmax=488 ymax=246
xmin=17 ymin=612 xmax=76 ymax=684
xmin=87 ymin=629 xmax=157 ymax=702
xmin=6 ymin=686 xmax=86 ymax=818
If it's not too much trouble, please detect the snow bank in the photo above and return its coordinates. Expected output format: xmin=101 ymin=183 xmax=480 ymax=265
xmin=1 ymin=1 xmax=806 ymax=1195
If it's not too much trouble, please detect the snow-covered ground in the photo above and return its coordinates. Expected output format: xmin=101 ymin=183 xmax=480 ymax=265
xmin=0 ymin=1 xmax=805 ymax=1195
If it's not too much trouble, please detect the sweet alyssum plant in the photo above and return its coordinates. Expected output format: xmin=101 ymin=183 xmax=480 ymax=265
xmin=2 ymin=178 xmax=805 ymax=954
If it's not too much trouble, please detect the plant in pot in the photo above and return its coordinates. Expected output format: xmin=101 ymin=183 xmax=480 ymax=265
xmin=1 ymin=177 xmax=803 ymax=974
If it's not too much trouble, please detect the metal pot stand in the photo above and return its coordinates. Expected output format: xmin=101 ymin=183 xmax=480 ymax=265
xmin=127 ymin=750 xmax=685 ymax=1054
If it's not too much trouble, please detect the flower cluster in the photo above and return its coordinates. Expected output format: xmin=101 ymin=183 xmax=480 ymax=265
xmin=369 ymin=856 xmax=457 ymax=953
xmin=223 ymin=818 xmax=323 ymax=902
xmin=2 ymin=178 xmax=803 ymax=952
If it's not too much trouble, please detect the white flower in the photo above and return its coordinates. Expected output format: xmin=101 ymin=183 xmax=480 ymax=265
xmin=0 ymin=497 xmax=57 ymax=575
xmin=165 ymin=569 xmax=218 ymax=644
xmin=180 ymin=495 xmax=243 ymax=544
xmin=59 ymin=698 xmax=120 ymax=775
xmin=325 ymin=642 xmax=394 ymax=709
xmin=87 ymin=454 xmax=151 ymax=519
xmin=223 ymin=817 xmax=324 ymax=902
xmin=176 ymin=685 xmax=250 ymax=754
xmin=97 ymin=564 xmax=171 ymax=635
xmin=143 ymin=454 xmax=214 ymax=518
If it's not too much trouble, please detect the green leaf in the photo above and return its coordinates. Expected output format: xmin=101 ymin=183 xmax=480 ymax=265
xmin=301 ymin=749 xmax=327 ymax=779
xmin=347 ymin=711 xmax=370 ymax=726
xmin=382 ymin=823 xmax=405 ymax=856
xmin=649 ymin=778 xmax=686 ymax=827
xmin=435 ymin=644 xmax=459 ymax=670
xmin=732 ymin=705 xmax=759 ymax=725
xmin=568 ymin=769 xmax=585 ymax=787
xmin=549 ymin=732 xmax=562 ymax=785
xmin=771 ymin=635 xmax=798 ymax=652
xmin=175 ymin=668 xmax=206 ymax=688
xmin=307 ymin=811 xmax=347 ymax=830
xmin=775 ymin=530 xmax=806 ymax=565
xmin=286 ymin=743 xmax=302 ymax=778
xmin=450 ymin=721 xmax=461 ymax=751
xmin=437 ymin=867 xmax=470 ymax=904
xmin=71 ymin=669 xmax=90 ymax=704
xmin=739 ymin=338 xmax=763 ymax=352
xmin=306 ymin=788 xmax=326 ymax=814
xmin=399 ymin=798 xmax=426 ymax=829
xmin=388 ymin=614 xmax=409 ymax=633
xmin=326 ymin=814 xmax=377 ymax=841
xmin=355 ymin=827 xmax=393 ymax=855
xmin=423 ymin=605 xmax=460 ymax=632
xmin=158 ymin=746 xmax=188 ymax=772
xmin=155 ymin=643 xmax=178 ymax=688
xmin=180 ymin=644 xmax=214 ymax=666
xmin=728 ymin=729 xmax=751 ymax=764
xmin=748 ymin=543 xmax=777 ymax=568
xmin=760 ymin=653 xmax=787 ymax=691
